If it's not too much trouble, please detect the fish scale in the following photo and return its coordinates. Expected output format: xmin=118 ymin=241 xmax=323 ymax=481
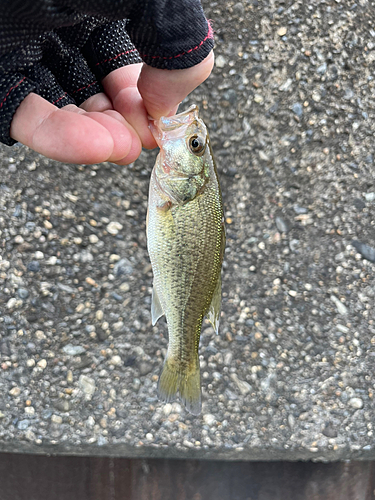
xmin=146 ymin=105 xmax=225 ymax=415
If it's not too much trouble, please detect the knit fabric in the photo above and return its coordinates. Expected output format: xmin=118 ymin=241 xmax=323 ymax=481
xmin=0 ymin=0 xmax=214 ymax=145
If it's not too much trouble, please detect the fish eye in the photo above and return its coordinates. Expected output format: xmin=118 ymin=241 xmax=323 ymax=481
xmin=188 ymin=135 xmax=206 ymax=156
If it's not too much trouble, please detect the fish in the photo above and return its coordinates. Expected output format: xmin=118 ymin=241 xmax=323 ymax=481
xmin=146 ymin=105 xmax=225 ymax=415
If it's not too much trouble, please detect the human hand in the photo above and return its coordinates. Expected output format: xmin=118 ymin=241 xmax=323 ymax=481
xmin=9 ymin=51 xmax=214 ymax=165
xmin=137 ymin=49 xmax=214 ymax=120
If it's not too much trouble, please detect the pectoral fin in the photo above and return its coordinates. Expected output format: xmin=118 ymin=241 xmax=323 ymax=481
xmin=206 ymin=274 xmax=222 ymax=335
xmin=151 ymin=286 xmax=164 ymax=325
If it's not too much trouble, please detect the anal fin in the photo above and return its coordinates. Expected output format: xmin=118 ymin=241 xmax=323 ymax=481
xmin=151 ymin=285 xmax=164 ymax=325
xmin=206 ymin=273 xmax=222 ymax=335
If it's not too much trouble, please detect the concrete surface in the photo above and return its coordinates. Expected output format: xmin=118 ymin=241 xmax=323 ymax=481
xmin=0 ymin=0 xmax=375 ymax=461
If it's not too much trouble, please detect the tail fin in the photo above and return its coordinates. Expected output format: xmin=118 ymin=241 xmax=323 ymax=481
xmin=157 ymin=356 xmax=201 ymax=416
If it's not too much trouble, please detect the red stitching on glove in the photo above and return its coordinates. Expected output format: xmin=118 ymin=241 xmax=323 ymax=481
xmin=52 ymin=81 xmax=98 ymax=105
xmin=96 ymin=48 xmax=138 ymax=66
xmin=0 ymin=77 xmax=26 ymax=110
xmin=52 ymin=93 xmax=68 ymax=105
xmin=71 ymin=81 xmax=98 ymax=94
xmin=140 ymin=22 xmax=214 ymax=61
xmin=95 ymin=22 xmax=213 ymax=67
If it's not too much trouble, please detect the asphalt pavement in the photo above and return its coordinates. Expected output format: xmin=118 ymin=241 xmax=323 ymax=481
xmin=0 ymin=0 xmax=375 ymax=461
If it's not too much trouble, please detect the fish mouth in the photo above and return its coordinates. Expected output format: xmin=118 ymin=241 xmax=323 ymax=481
xmin=153 ymin=105 xmax=199 ymax=132
xmin=149 ymin=105 xmax=202 ymax=146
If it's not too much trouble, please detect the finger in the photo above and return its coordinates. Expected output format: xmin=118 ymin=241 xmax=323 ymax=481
xmin=80 ymin=92 xmax=113 ymax=112
xmin=99 ymin=109 xmax=142 ymax=164
xmin=103 ymin=64 xmax=157 ymax=150
xmin=137 ymin=50 xmax=214 ymax=119
xmin=10 ymin=93 xmax=141 ymax=165
xmin=73 ymin=98 xmax=143 ymax=163
xmin=82 ymin=110 xmax=142 ymax=163
xmin=103 ymin=63 xmax=143 ymax=92
xmin=54 ymin=104 xmax=142 ymax=164
xmin=110 ymin=135 xmax=144 ymax=165
xmin=10 ymin=93 xmax=114 ymax=164
xmin=109 ymin=86 xmax=157 ymax=150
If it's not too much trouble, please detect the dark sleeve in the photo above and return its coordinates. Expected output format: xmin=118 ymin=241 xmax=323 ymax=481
xmin=67 ymin=0 xmax=214 ymax=70
xmin=128 ymin=1 xmax=213 ymax=70
xmin=0 ymin=18 xmax=142 ymax=146
xmin=0 ymin=0 xmax=213 ymax=68
xmin=0 ymin=0 xmax=214 ymax=146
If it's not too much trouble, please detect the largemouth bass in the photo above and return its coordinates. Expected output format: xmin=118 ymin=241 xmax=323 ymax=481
xmin=146 ymin=105 xmax=225 ymax=415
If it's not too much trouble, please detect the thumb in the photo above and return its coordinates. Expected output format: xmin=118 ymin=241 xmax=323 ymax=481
xmin=137 ymin=51 xmax=214 ymax=120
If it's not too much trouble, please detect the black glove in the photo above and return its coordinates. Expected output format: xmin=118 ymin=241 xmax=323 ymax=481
xmin=0 ymin=0 xmax=214 ymax=145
